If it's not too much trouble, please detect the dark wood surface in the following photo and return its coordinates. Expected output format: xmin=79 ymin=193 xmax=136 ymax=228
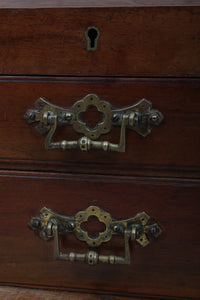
xmin=0 ymin=77 xmax=199 ymax=178
xmin=0 ymin=286 xmax=129 ymax=300
xmin=0 ymin=0 xmax=200 ymax=8
xmin=0 ymin=2 xmax=199 ymax=299
xmin=0 ymin=6 xmax=199 ymax=76
xmin=0 ymin=171 xmax=199 ymax=299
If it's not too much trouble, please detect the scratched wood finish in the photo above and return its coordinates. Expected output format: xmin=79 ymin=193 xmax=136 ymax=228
xmin=0 ymin=7 xmax=199 ymax=77
xmin=0 ymin=172 xmax=199 ymax=299
xmin=0 ymin=77 xmax=199 ymax=178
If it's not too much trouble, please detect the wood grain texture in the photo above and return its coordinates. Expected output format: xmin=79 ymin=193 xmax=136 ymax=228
xmin=0 ymin=171 xmax=199 ymax=299
xmin=0 ymin=286 xmax=129 ymax=300
xmin=0 ymin=77 xmax=199 ymax=178
xmin=0 ymin=6 xmax=199 ymax=76
xmin=0 ymin=0 xmax=200 ymax=9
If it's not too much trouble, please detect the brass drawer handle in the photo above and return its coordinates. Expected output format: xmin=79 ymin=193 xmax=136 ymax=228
xmin=24 ymin=94 xmax=163 ymax=152
xmin=29 ymin=206 xmax=162 ymax=266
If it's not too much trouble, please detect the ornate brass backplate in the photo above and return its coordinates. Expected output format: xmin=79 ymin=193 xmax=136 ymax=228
xmin=24 ymin=94 xmax=163 ymax=152
xmin=29 ymin=206 xmax=162 ymax=265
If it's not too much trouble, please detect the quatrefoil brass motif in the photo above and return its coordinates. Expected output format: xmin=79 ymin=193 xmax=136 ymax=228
xmin=75 ymin=206 xmax=113 ymax=247
xmin=29 ymin=206 xmax=162 ymax=265
xmin=24 ymin=94 xmax=163 ymax=152
xmin=72 ymin=94 xmax=112 ymax=140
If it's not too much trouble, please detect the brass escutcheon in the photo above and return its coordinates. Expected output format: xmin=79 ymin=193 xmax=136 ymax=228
xmin=85 ymin=26 xmax=100 ymax=51
xmin=24 ymin=94 xmax=163 ymax=152
xmin=29 ymin=206 xmax=162 ymax=266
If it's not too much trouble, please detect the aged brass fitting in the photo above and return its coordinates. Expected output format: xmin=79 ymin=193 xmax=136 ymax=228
xmin=24 ymin=94 xmax=163 ymax=153
xmin=29 ymin=205 xmax=162 ymax=266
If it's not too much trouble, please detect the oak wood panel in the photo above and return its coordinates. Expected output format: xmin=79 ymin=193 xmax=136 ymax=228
xmin=0 ymin=77 xmax=199 ymax=178
xmin=0 ymin=7 xmax=199 ymax=76
xmin=0 ymin=171 xmax=199 ymax=299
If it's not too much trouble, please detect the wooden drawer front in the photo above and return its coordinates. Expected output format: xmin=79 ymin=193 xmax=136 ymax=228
xmin=0 ymin=6 xmax=199 ymax=76
xmin=0 ymin=171 xmax=199 ymax=299
xmin=0 ymin=77 xmax=199 ymax=178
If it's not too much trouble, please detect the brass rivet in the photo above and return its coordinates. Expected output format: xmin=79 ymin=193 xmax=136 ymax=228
xmin=65 ymin=113 xmax=72 ymax=121
xmin=27 ymin=111 xmax=36 ymax=120
xmin=150 ymin=113 xmax=159 ymax=122
xmin=112 ymin=114 xmax=119 ymax=122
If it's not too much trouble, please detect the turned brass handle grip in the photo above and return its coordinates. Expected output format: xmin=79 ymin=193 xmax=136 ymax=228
xmin=29 ymin=206 xmax=162 ymax=266
xmin=24 ymin=94 xmax=163 ymax=153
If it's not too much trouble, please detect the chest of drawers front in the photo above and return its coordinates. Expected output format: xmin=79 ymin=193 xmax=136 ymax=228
xmin=0 ymin=2 xmax=199 ymax=299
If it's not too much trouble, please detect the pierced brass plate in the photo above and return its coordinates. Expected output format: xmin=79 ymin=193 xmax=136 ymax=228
xmin=29 ymin=205 xmax=162 ymax=265
xmin=72 ymin=94 xmax=112 ymax=139
xmin=24 ymin=94 xmax=163 ymax=152
xmin=75 ymin=206 xmax=113 ymax=247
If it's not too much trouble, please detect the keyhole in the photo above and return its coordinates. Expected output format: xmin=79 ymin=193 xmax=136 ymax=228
xmin=85 ymin=26 xmax=100 ymax=51
xmin=88 ymin=28 xmax=97 ymax=48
